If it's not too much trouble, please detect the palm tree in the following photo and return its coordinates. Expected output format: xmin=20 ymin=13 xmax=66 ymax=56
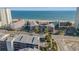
xmin=45 ymin=32 xmax=58 ymax=51
xmin=45 ymin=33 xmax=52 ymax=50
xmin=52 ymin=41 xmax=58 ymax=51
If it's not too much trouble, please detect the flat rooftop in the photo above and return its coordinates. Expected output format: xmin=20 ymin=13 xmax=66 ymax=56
xmin=14 ymin=34 xmax=40 ymax=45
xmin=0 ymin=33 xmax=10 ymax=41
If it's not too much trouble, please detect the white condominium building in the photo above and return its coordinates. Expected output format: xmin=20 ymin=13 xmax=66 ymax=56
xmin=75 ymin=7 xmax=79 ymax=29
xmin=0 ymin=8 xmax=12 ymax=26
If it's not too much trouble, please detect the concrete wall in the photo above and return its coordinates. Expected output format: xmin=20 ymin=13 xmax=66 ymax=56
xmin=75 ymin=7 xmax=79 ymax=29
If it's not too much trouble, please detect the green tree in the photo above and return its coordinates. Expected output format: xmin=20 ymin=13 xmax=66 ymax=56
xmin=44 ymin=26 xmax=49 ymax=33
xmin=34 ymin=26 xmax=40 ymax=33
xmin=52 ymin=41 xmax=58 ymax=51
xmin=45 ymin=33 xmax=52 ymax=50
xmin=66 ymin=22 xmax=72 ymax=26
xmin=45 ymin=33 xmax=58 ymax=51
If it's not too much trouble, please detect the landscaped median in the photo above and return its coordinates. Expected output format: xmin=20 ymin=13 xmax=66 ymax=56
xmin=40 ymin=32 xmax=58 ymax=51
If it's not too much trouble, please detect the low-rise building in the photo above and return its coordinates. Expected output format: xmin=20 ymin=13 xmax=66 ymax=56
xmin=13 ymin=34 xmax=40 ymax=51
xmin=0 ymin=33 xmax=40 ymax=51
xmin=65 ymin=27 xmax=79 ymax=36
xmin=0 ymin=33 xmax=10 ymax=51
xmin=26 ymin=21 xmax=38 ymax=32
xmin=9 ymin=20 xmax=25 ymax=30
xmin=26 ymin=21 xmax=55 ymax=33
xmin=59 ymin=22 xmax=72 ymax=28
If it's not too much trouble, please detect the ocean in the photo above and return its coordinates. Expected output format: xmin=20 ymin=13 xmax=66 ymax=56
xmin=11 ymin=11 xmax=76 ymax=21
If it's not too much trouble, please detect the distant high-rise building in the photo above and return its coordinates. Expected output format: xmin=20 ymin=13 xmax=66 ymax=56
xmin=0 ymin=8 xmax=12 ymax=26
xmin=75 ymin=7 xmax=79 ymax=29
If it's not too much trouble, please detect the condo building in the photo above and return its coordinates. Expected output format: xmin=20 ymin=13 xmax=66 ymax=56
xmin=0 ymin=8 xmax=12 ymax=26
xmin=0 ymin=33 xmax=40 ymax=51
xmin=75 ymin=7 xmax=79 ymax=29
xmin=13 ymin=34 xmax=40 ymax=51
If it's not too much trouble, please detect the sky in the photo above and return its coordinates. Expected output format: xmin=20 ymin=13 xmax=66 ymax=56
xmin=11 ymin=7 xmax=76 ymax=11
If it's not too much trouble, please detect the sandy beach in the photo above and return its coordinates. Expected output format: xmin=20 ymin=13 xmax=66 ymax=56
xmin=12 ymin=19 xmax=75 ymax=24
